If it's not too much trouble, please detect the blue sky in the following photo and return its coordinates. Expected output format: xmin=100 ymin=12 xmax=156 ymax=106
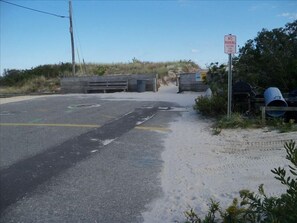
xmin=0 ymin=0 xmax=296 ymax=74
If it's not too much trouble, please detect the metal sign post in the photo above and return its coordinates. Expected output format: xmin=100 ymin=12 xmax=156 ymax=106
xmin=224 ymin=34 xmax=236 ymax=118
xmin=227 ymin=54 xmax=232 ymax=118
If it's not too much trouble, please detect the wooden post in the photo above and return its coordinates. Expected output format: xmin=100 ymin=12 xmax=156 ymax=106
xmin=69 ymin=0 xmax=75 ymax=76
xmin=261 ymin=106 xmax=266 ymax=124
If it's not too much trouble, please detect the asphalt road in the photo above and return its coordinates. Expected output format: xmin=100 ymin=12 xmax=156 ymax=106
xmin=0 ymin=94 xmax=181 ymax=222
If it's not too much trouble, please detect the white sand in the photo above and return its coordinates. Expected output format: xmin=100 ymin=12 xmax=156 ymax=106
xmin=2 ymin=85 xmax=296 ymax=222
xmin=142 ymin=107 xmax=297 ymax=222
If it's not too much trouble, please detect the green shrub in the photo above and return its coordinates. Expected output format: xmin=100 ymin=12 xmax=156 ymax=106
xmin=184 ymin=140 xmax=297 ymax=223
xmin=96 ymin=65 xmax=107 ymax=76
xmin=194 ymin=95 xmax=227 ymax=117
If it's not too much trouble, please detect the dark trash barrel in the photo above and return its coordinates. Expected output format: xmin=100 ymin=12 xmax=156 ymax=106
xmin=137 ymin=80 xmax=146 ymax=92
xmin=233 ymin=81 xmax=254 ymax=94
xmin=264 ymin=87 xmax=288 ymax=117
xmin=232 ymin=81 xmax=256 ymax=113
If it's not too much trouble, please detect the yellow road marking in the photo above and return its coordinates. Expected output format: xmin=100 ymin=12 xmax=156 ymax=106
xmin=135 ymin=126 xmax=170 ymax=132
xmin=0 ymin=123 xmax=101 ymax=128
xmin=0 ymin=123 xmax=170 ymax=132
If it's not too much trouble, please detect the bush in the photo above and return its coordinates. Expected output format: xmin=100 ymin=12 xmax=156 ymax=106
xmin=184 ymin=140 xmax=297 ymax=223
xmin=96 ymin=65 xmax=107 ymax=76
xmin=194 ymin=95 xmax=227 ymax=117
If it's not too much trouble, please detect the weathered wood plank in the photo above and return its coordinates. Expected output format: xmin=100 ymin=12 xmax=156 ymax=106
xmin=261 ymin=106 xmax=297 ymax=123
xmin=61 ymin=74 xmax=157 ymax=93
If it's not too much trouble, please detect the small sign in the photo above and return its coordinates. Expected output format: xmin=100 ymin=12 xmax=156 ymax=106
xmin=224 ymin=35 xmax=236 ymax=54
xmin=195 ymin=72 xmax=201 ymax=81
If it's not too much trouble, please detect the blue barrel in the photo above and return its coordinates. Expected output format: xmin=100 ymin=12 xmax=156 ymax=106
xmin=137 ymin=80 xmax=146 ymax=92
xmin=264 ymin=87 xmax=288 ymax=117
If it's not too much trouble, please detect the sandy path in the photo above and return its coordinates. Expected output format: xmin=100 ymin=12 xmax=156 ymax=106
xmin=142 ymin=110 xmax=297 ymax=222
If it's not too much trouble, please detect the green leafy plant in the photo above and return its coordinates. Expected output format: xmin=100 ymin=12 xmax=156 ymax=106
xmin=194 ymin=95 xmax=227 ymax=117
xmin=185 ymin=199 xmax=220 ymax=223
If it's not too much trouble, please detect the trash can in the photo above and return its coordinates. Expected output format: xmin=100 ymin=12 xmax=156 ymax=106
xmin=264 ymin=87 xmax=288 ymax=117
xmin=137 ymin=80 xmax=146 ymax=92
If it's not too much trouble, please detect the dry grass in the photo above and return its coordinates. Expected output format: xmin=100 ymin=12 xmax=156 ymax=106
xmin=0 ymin=60 xmax=199 ymax=94
xmin=0 ymin=76 xmax=60 ymax=94
xmin=76 ymin=60 xmax=199 ymax=79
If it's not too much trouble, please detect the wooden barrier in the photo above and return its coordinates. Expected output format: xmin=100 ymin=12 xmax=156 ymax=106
xmin=85 ymin=80 xmax=128 ymax=93
xmin=60 ymin=74 xmax=157 ymax=93
xmin=260 ymin=106 xmax=297 ymax=123
xmin=178 ymin=73 xmax=208 ymax=92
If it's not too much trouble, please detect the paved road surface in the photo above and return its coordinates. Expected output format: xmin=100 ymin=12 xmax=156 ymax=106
xmin=0 ymin=94 xmax=183 ymax=222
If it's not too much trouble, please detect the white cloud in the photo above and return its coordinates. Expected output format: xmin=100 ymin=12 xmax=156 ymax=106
xmin=278 ymin=12 xmax=297 ymax=19
xmin=191 ymin=49 xmax=199 ymax=53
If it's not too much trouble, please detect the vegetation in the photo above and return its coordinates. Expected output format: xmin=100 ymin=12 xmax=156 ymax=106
xmin=266 ymin=118 xmax=297 ymax=133
xmin=0 ymin=76 xmax=60 ymax=94
xmin=184 ymin=140 xmax=297 ymax=223
xmin=194 ymin=20 xmax=297 ymax=128
xmin=190 ymin=20 xmax=297 ymax=221
xmin=86 ymin=59 xmax=198 ymax=81
xmin=233 ymin=20 xmax=297 ymax=92
xmin=0 ymin=60 xmax=198 ymax=94
xmin=194 ymin=95 xmax=227 ymax=117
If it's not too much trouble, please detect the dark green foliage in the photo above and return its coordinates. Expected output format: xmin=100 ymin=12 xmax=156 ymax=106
xmin=194 ymin=95 xmax=227 ymax=117
xmin=184 ymin=141 xmax=297 ymax=223
xmin=0 ymin=69 xmax=24 ymax=86
xmin=193 ymin=62 xmax=228 ymax=117
xmin=205 ymin=62 xmax=228 ymax=96
xmin=195 ymin=21 xmax=297 ymax=121
xmin=234 ymin=20 xmax=297 ymax=92
xmin=0 ymin=63 xmax=73 ymax=86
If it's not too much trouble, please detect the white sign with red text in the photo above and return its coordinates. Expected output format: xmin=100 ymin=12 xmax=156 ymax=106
xmin=224 ymin=35 xmax=236 ymax=54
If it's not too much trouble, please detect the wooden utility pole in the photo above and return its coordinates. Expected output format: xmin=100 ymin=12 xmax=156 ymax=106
xmin=69 ymin=0 xmax=75 ymax=76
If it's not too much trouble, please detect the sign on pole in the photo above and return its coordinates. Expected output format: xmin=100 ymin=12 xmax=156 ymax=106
xmin=224 ymin=34 xmax=236 ymax=118
xmin=195 ymin=72 xmax=201 ymax=82
xmin=224 ymin=35 xmax=236 ymax=54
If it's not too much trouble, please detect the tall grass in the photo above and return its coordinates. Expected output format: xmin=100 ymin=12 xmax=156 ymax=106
xmin=0 ymin=76 xmax=60 ymax=94
xmin=0 ymin=60 xmax=199 ymax=94
xmin=82 ymin=60 xmax=198 ymax=79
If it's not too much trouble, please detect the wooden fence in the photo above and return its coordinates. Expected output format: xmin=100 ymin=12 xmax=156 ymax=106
xmin=178 ymin=73 xmax=208 ymax=92
xmin=60 ymin=74 xmax=158 ymax=93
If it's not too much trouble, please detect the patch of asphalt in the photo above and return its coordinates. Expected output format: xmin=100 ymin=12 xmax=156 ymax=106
xmin=0 ymin=97 xmax=156 ymax=169
xmin=0 ymin=106 xmax=159 ymax=213
xmin=0 ymin=108 xmax=180 ymax=223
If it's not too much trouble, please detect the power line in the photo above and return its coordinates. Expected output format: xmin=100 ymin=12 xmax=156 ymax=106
xmin=0 ymin=0 xmax=68 ymax=18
